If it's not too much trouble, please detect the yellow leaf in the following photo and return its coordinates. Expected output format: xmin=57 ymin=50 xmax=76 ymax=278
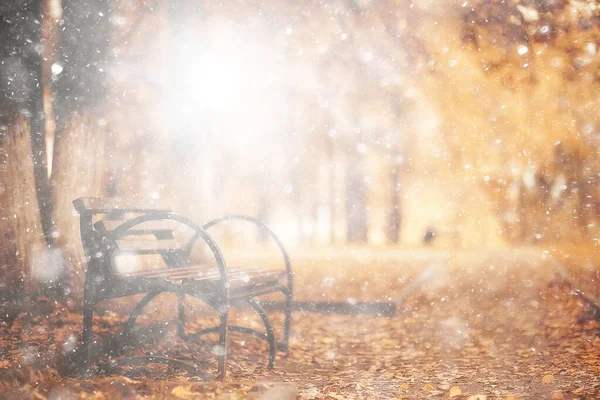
xmin=542 ymin=374 xmax=555 ymax=384
xmin=552 ymin=391 xmax=564 ymax=400
xmin=505 ymin=395 xmax=518 ymax=400
xmin=423 ymin=384 xmax=435 ymax=392
xmin=399 ymin=383 xmax=409 ymax=390
xmin=449 ymin=386 xmax=462 ymax=398
xmin=171 ymin=386 xmax=195 ymax=399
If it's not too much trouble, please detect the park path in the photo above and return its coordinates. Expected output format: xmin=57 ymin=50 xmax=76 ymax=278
xmin=232 ymin=247 xmax=600 ymax=399
xmin=0 ymin=247 xmax=598 ymax=399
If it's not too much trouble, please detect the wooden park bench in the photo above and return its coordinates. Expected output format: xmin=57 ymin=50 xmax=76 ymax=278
xmin=73 ymin=197 xmax=293 ymax=380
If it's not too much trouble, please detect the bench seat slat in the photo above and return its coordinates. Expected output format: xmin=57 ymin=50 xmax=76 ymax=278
xmin=120 ymin=265 xmax=285 ymax=289
xmin=99 ymin=220 xmax=178 ymax=233
xmin=114 ymin=239 xmax=183 ymax=253
xmin=113 ymin=229 xmax=174 ymax=237
xmin=121 ymin=265 xmax=210 ymax=278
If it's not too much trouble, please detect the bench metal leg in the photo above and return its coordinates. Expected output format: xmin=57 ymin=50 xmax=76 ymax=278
xmin=82 ymin=292 xmax=94 ymax=371
xmin=121 ymin=289 xmax=227 ymax=380
xmin=125 ymin=291 xmax=213 ymax=342
xmin=247 ymin=298 xmax=276 ymax=369
xmin=217 ymin=309 xmax=228 ymax=381
xmin=185 ymin=299 xmax=276 ymax=369
xmin=281 ymin=288 xmax=292 ymax=354
xmin=177 ymin=292 xmax=186 ymax=338
xmin=202 ymin=215 xmax=293 ymax=355
xmin=122 ymin=292 xmax=161 ymax=343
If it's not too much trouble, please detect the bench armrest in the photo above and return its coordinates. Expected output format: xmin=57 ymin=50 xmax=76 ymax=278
xmin=201 ymin=215 xmax=293 ymax=295
xmin=108 ymin=213 xmax=229 ymax=289
xmin=73 ymin=197 xmax=171 ymax=215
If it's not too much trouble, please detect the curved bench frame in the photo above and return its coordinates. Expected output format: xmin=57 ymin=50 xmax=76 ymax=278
xmin=75 ymin=198 xmax=292 ymax=379
xmin=126 ymin=215 xmax=293 ymax=370
xmin=79 ymin=211 xmax=229 ymax=380
xmin=202 ymin=215 xmax=293 ymax=354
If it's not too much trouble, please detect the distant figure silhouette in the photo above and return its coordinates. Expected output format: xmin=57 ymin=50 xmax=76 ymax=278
xmin=423 ymin=226 xmax=436 ymax=245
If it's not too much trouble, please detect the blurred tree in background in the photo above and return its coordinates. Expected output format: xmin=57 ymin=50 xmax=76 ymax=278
xmin=0 ymin=0 xmax=598 ymax=301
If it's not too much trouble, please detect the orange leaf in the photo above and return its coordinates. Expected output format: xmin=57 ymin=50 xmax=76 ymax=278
xmin=542 ymin=375 xmax=555 ymax=384
xmin=449 ymin=386 xmax=462 ymax=398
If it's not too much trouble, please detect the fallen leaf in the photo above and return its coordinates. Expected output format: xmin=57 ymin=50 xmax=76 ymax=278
xmin=171 ymin=385 xmax=195 ymax=399
xmin=399 ymin=383 xmax=409 ymax=390
xmin=423 ymin=384 xmax=435 ymax=392
xmin=552 ymin=391 xmax=564 ymax=400
xmin=468 ymin=396 xmax=487 ymax=400
xmin=449 ymin=386 xmax=462 ymax=398
xmin=323 ymin=385 xmax=336 ymax=394
xmin=516 ymin=4 xmax=539 ymax=22
xmin=573 ymin=387 xmax=585 ymax=394
xmin=542 ymin=374 xmax=555 ymax=384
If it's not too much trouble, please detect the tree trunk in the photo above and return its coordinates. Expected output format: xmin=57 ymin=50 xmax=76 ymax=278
xmin=41 ymin=0 xmax=62 ymax=178
xmin=345 ymin=153 xmax=368 ymax=243
xmin=29 ymin=85 xmax=53 ymax=243
xmin=19 ymin=0 xmax=55 ymax=246
xmin=52 ymin=115 xmax=108 ymax=297
xmin=519 ymin=181 xmax=527 ymax=242
xmin=0 ymin=1 xmax=58 ymax=302
xmin=256 ymin=182 xmax=269 ymax=243
xmin=52 ymin=0 xmax=111 ymax=200
xmin=0 ymin=117 xmax=46 ymax=303
xmin=49 ymin=0 xmax=112 ymax=296
xmin=387 ymin=162 xmax=401 ymax=243
xmin=327 ymin=135 xmax=336 ymax=244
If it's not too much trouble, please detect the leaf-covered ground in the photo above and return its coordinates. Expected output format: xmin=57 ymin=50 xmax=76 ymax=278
xmin=1 ymin=248 xmax=599 ymax=399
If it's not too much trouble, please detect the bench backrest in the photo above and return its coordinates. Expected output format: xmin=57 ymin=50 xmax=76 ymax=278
xmin=73 ymin=197 xmax=197 ymax=277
